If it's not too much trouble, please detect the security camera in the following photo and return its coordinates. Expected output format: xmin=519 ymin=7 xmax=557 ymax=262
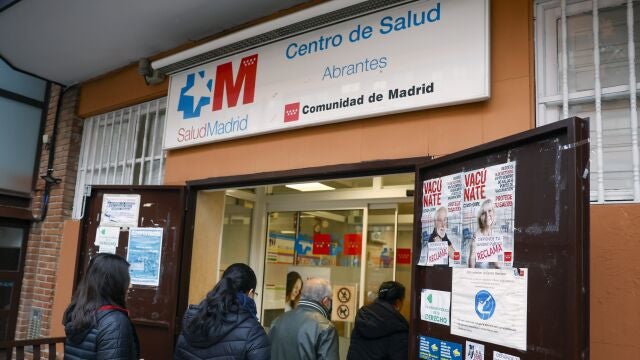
xmin=138 ymin=58 xmax=165 ymax=85
xmin=138 ymin=58 xmax=152 ymax=76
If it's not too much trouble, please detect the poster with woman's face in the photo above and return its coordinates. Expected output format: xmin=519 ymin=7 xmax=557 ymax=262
xmin=462 ymin=161 xmax=516 ymax=268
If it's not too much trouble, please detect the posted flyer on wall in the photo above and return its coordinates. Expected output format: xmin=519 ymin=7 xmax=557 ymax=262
xmin=127 ymin=227 xmax=164 ymax=286
xmin=450 ymin=268 xmax=528 ymax=350
xmin=418 ymin=173 xmax=462 ymax=266
xmin=100 ymin=194 xmax=141 ymax=228
xmin=419 ymin=161 xmax=515 ymax=268
xmin=418 ymin=336 xmax=462 ymax=360
xmin=463 ymin=161 xmax=516 ymax=268
xmin=95 ymin=226 xmax=120 ymax=254
xmin=420 ymin=289 xmax=451 ymax=326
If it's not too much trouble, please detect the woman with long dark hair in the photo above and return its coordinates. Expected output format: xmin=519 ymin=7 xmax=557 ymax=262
xmin=63 ymin=253 xmax=139 ymax=359
xmin=174 ymin=263 xmax=270 ymax=359
xmin=347 ymin=281 xmax=408 ymax=360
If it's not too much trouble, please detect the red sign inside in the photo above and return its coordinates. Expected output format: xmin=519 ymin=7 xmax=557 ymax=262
xmin=313 ymin=233 xmax=331 ymax=255
xmin=343 ymin=234 xmax=362 ymax=255
xmin=396 ymin=248 xmax=412 ymax=265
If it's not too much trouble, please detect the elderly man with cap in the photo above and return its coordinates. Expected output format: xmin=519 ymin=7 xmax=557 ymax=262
xmin=269 ymin=277 xmax=338 ymax=360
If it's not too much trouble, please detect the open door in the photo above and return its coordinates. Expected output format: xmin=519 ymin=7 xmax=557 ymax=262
xmin=410 ymin=118 xmax=589 ymax=359
xmin=77 ymin=185 xmax=187 ymax=360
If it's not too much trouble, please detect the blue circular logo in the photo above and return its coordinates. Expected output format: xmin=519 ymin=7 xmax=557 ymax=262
xmin=474 ymin=290 xmax=495 ymax=320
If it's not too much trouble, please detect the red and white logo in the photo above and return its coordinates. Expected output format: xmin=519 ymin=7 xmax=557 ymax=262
xmin=504 ymin=251 xmax=512 ymax=262
xmin=284 ymin=102 xmax=300 ymax=122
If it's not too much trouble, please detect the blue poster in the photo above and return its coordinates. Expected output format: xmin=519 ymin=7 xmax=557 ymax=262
xmin=127 ymin=227 xmax=163 ymax=286
xmin=419 ymin=336 xmax=463 ymax=360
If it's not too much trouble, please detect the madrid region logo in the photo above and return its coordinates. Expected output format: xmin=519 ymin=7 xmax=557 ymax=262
xmin=178 ymin=71 xmax=213 ymax=119
xmin=474 ymin=290 xmax=495 ymax=320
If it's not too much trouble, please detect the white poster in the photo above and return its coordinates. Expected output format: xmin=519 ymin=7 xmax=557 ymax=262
xmin=331 ymin=285 xmax=357 ymax=322
xmin=420 ymin=289 xmax=450 ymax=326
xmin=462 ymin=162 xmax=516 ymax=268
xmin=100 ymin=194 xmax=141 ymax=228
xmin=95 ymin=226 xmax=120 ymax=247
xmin=451 ymin=268 xmax=528 ymax=351
xmin=493 ymin=351 xmax=520 ymax=360
xmin=419 ymin=173 xmax=463 ymax=266
xmin=465 ymin=340 xmax=485 ymax=360
xmin=164 ymin=0 xmax=489 ymax=150
xmin=127 ymin=227 xmax=163 ymax=286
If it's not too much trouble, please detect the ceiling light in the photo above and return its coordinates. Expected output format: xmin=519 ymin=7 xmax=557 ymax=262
xmin=285 ymin=182 xmax=335 ymax=192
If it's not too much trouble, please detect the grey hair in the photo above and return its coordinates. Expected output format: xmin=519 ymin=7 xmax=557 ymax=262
xmin=300 ymin=277 xmax=332 ymax=302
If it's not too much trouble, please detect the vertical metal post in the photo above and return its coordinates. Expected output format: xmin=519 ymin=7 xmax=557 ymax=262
xmin=138 ymin=102 xmax=151 ymax=184
xmin=148 ymin=100 xmax=160 ymax=183
xmin=104 ymin=111 xmax=117 ymax=182
xmin=628 ymin=0 xmax=640 ymax=201
xmin=561 ymin=0 xmax=570 ymax=118
xmin=96 ymin=114 xmax=108 ymax=182
xmin=112 ymin=109 xmax=124 ymax=183
xmin=593 ymin=0 xmax=606 ymax=202
xmin=128 ymin=105 xmax=142 ymax=184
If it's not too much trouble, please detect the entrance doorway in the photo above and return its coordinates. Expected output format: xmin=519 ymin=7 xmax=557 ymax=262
xmin=189 ymin=173 xmax=414 ymax=359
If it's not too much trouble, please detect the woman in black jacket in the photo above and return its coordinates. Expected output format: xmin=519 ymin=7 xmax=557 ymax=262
xmin=174 ymin=263 xmax=270 ymax=359
xmin=347 ymin=281 xmax=409 ymax=360
xmin=63 ymin=253 xmax=139 ymax=360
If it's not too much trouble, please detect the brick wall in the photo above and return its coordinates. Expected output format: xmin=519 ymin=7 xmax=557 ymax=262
xmin=15 ymin=85 xmax=83 ymax=339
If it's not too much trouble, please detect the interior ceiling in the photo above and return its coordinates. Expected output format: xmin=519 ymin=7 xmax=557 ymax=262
xmin=0 ymin=0 xmax=310 ymax=85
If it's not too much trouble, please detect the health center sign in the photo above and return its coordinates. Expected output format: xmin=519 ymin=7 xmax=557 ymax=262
xmin=164 ymin=0 xmax=489 ymax=150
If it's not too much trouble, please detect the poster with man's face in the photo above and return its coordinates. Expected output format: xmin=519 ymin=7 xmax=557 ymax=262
xmin=418 ymin=173 xmax=462 ymax=266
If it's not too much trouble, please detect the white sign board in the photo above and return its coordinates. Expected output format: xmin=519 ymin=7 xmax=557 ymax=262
xmin=95 ymin=226 xmax=120 ymax=247
xmin=451 ymin=268 xmax=528 ymax=351
xmin=493 ymin=351 xmax=520 ymax=360
xmin=331 ymin=284 xmax=357 ymax=322
xmin=100 ymin=194 xmax=140 ymax=228
xmin=165 ymin=0 xmax=490 ymax=149
xmin=420 ymin=289 xmax=450 ymax=326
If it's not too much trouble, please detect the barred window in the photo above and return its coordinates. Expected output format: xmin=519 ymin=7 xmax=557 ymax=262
xmin=72 ymin=98 xmax=166 ymax=218
xmin=536 ymin=0 xmax=640 ymax=203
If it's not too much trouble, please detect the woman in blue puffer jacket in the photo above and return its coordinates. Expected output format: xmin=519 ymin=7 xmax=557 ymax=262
xmin=174 ymin=263 xmax=270 ymax=359
xmin=63 ymin=253 xmax=139 ymax=360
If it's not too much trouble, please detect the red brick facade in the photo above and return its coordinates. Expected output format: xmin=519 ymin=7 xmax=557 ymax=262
xmin=15 ymin=85 xmax=83 ymax=340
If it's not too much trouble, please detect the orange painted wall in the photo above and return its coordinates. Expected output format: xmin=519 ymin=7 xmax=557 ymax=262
xmin=78 ymin=66 xmax=168 ymax=117
xmin=590 ymin=204 xmax=640 ymax=359
xmin=163 ymin=0 xmax=535 ymax=184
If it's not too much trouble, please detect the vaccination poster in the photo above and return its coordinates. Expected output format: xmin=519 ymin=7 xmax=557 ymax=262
xmin=462 ymin=161 xmax=516 ymax=268
xmin=127 ymin=227 xmax=163 ymax=286
xmin=450 ymin=268 xmax=528 ymax=351
xmin=418 ymin=173 xmax=463 ymax=266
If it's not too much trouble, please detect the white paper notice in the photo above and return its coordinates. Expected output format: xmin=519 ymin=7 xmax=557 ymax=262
xmin=466 ymin=340 xmax=485 ymax=360
xmin=420 ymin=289 xmax=451 ymax=326
xmin=98 ymin=245 xmax=117 ymax=254
xmin=451 ymin=268 xmax=528 ymax=350
xmin=427 ymin=241 xmax=449 ymax=266
xmin=101 ymin=194 xmax=141 ymax=227
xmin=474 ymin=235 xmax=503 ymax=263
xmin=493 ymin=351 xmax=520 ymax=360
xmin=95 ymin=226 xmax=120 ymax=247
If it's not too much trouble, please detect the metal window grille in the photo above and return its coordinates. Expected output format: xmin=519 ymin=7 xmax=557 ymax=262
xmin=536 ymin=0 xmax=640 ymax=203
xmin=72 ymin=98 xmax=167 ymax=219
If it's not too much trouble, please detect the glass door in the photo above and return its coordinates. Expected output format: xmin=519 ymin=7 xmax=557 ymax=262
xmin=262 ymin=208 xmax=363 ymax=359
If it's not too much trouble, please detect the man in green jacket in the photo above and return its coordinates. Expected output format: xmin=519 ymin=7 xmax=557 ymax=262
xmin=269 ymin=277 xmax=339 ymax=360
